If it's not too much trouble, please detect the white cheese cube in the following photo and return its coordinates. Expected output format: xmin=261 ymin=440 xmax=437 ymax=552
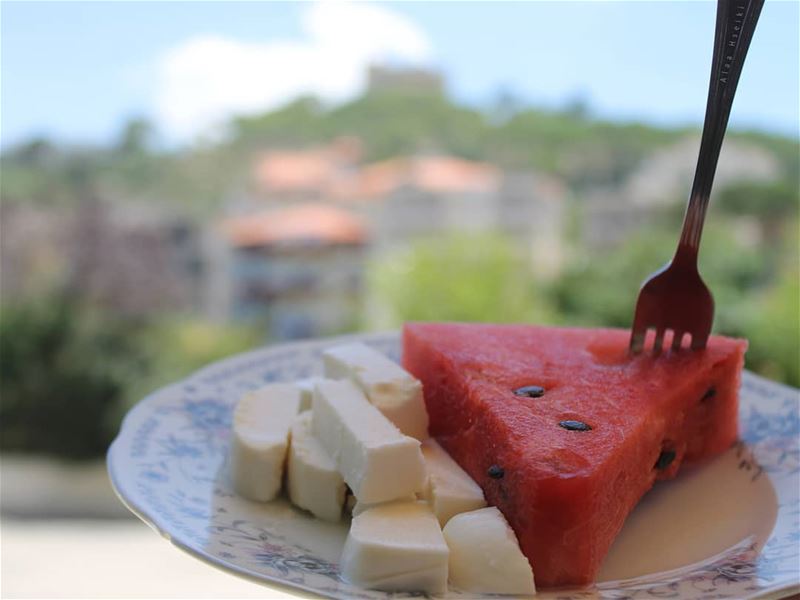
xmin=287 ymin=412 xmax=346 ymax=522
xmin=443 ymin=507 xmax=535 ymax=595
xmin=340 ymin=501 xmax=449 ymax=594
xmin=323 ymin=343 xmax=429 ymax=440
xmin=312 ymin=379 xmax=427 ymax=504
xmin=295 ymin=377 xmax=325 ymax=412
xmin=352 ymin=495 xmax=417 ymax=517
xmin=229 ymin=383 xmax=301 ymax=502
xmin=420 ymin=439 xmax=486 ymax=526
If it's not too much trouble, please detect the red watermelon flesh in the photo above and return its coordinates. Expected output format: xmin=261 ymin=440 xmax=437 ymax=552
xmin=402 ymin=322 xmax=747 ymax=588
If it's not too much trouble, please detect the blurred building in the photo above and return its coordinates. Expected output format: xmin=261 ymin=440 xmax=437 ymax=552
xmin=210 ymin=145 xmax=568 ymax=339
xmin=343 ymin=156 xmax=566 ymax=278
xmin=0 ymin=200 xmax=202 ymax=315
xmin=1 ymin=137 xmax=566 ymax=343
xmin=367 ymin=65 xmax=444 ymax=96
xmin=216 ymin=204 xmax=368 ymax=340
xmin=274 ymin=147 xmax=559 ymax=247
xmin=0 ymin=202 xmax=69 ymax=299
xmin=583 ymin=137 xmax=781 ymax=249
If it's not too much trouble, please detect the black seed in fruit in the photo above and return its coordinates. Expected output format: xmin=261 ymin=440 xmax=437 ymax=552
xmin=559 ymin=420 xmax=592 ymax=431
xmin=514 ymin=385 xmax=545 ymax=398
xmin=701 ymin=387 xmax=716 ymax=401
xmin=488 ymin=465 xmax=505 ymax=479
xmin=655 ymin=450 xmax=677 ymax=470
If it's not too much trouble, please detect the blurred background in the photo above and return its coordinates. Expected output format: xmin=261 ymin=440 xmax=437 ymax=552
xmin=1 ymin=1 xmax=798 ymax=597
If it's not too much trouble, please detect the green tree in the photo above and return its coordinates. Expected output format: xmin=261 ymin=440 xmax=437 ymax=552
xmin=234 ymin=91 xmax=490 ymax=162
xmin=116 ymin=117 xmax=156 ymax=156
xmin=10 ymin=137 xmax=55 ymax=167
xmin=128 ymin=318 xmax=261 ymax=402
xmin=718 ymin=181 xmax=798 ymax=219
xmin=232 ymin=97 xmax=325 ymax=149
xmin=329 ymin=90 xmax=490 ymax=161
xmin=0 ymin=298 xmax=149 ymax=460
xmin=368 ymin=233 xmax=551 ymax=326
xmin=717 ymin=181 xmax=799 ymax=240
xmin=550 ymin=223 xmax=766 ymax=333
xmin=0 ymin=292 xmax=266 ymax=462
xmin=742 ymin=224 xmax=800 ymax=387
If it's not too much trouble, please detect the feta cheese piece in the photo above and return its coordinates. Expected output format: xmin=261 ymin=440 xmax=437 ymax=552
xmin=340 ymin=501 xmax=449 ymax=594
xmin=230 ymin=383 xmax=301 ymax=502
xmin=287 ymin=412 xmax=346 ymax=522
xmin=420 ymin=439 xmax=486 ymax=526
xmin=352 ymin=495 xmax=417 ymax=517
xmin=295 ymin=377 xmax=325 ymax=412
xmin=312 ymin=379 xmax=427 ymax=504
xmin=443 ymin=507 xmax=536 ymax=595
xmin=323 ymin=343 xmax=429 ymax=440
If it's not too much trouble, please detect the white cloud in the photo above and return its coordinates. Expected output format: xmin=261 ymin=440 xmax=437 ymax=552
xmin=154 ymin=1 xmax=432 ymax=142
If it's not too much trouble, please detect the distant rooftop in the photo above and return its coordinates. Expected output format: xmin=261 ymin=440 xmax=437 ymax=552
xmin=253 ymin=137 xmax=362 ymax=195
xmin=253 ymin=145 xmax=501 ymax=202
xmin=347 ymin=156 xmax=501 ymax=199
xmin=221 ymin=203 xmax=368 ymax=248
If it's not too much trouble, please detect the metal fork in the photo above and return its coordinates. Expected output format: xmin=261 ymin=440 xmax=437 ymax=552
xmin=629 ymin=0 xmax=764 ymax=355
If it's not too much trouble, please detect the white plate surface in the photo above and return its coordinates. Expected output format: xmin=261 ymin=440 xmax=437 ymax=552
xmin=108 ymin=332 xmax=800 ymax=599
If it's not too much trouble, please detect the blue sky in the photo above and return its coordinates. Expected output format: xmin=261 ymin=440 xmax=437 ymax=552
xmin=2 ymin=1 xmax=798 ymax=148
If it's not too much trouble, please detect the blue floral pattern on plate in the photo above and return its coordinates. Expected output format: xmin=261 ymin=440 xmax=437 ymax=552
xmin=108 ymin=332 xmax=800 ymax=599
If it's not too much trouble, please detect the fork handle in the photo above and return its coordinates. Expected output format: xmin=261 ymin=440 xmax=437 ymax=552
xmin=676 ymin=0 xmax=764 ymax=262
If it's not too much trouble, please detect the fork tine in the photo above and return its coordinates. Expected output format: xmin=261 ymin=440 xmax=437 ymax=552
xmin=691 ymin=333 xmax=708 ymax=350
xmin=629 ymin=330 xmax=646 ymax=354
xmin=653 ymin=328 xmax=665 ymax=354
xmin=671 ymin=331 xmax=685 ymax=352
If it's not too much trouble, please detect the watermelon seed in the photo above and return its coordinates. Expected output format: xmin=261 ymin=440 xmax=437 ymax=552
xmin=701 ymin=387 xmax=716 ymax=401
xmin=559 ymin=420 xmax=592 ymax=431
xmin=514 ymin=385 xmax=545 ymax=398
xmin=488 ymin=465 xmax=505 ymax=479
xmin=655 ymin=449 xmax=676 ymax=470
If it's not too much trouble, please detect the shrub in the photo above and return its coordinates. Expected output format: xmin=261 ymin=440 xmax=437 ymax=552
xmin=0 ymin=297 xmax=148 ymax=460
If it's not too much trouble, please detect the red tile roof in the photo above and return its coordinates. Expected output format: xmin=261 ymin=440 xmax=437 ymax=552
xmin=253 ymin=137 xmax=363 ymax=194
xmin=222 ymin=204 xmax=368 ymax=247
xmin=253 ymin=143 xmax=501 ymax=201
xmin=335 ymin=156 xmax=501 ymax=201
xmin=254 ymin=150 xmax=337 ymax=193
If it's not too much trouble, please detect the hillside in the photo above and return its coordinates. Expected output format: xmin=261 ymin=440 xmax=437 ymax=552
xmin=2 ymin=90 xmax=797 ymax=214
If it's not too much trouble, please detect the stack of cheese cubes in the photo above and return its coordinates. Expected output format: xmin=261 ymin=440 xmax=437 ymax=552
xmin=229 ymin=342 xmax=536 ymax=596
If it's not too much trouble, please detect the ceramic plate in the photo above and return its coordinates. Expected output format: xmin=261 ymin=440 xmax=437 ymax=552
xmin=108 ymin=332 xmax=800 ymax=599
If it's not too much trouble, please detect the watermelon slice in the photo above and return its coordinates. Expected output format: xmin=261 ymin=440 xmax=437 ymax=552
xmin=402 ymin=323 xmax=747 ymax=588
